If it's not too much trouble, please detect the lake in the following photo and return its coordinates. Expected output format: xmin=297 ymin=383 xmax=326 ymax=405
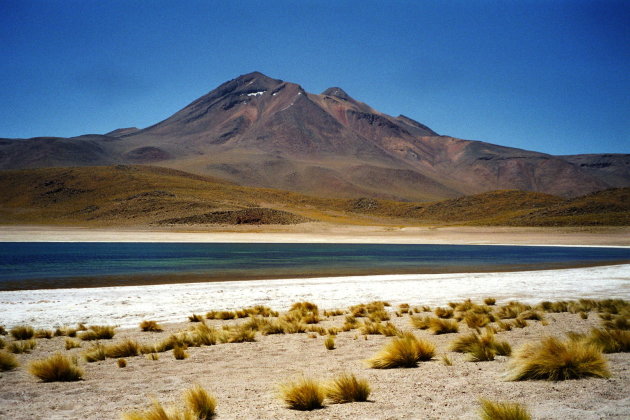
xmin=1 ymin=242 xmax=629 ymax=290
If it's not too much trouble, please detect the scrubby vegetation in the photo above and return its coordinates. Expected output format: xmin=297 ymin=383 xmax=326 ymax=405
xmin=0 ymin=350 xmax=19 ymax=371
xmin=8 ymin=339 xmax=36 ymax=354
xmin=123 ymin=385 xmax=217 ymax=420
xmin=507 ymin=337 xmax=610 ymax=381
xmin=279 ymin=377 xmax=325 ymax=411
xmin=79 ymin=325 xmax=115 ymax=341
xmin=479 ymin=399 xmax=531 ymax=420
xmin=326 ymin=373 xmax=371 ymax=403
xmin=10 ymin=325 xmax=34 ymax=340
xmin=139 ymin=320 xmax=163 ymax=332
xmin=368 ymin=333 xmax=435 ymax=368
xmin=29 ymin=353 xmax=83 ymax=382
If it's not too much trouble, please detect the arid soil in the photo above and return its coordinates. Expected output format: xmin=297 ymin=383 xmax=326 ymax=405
xmin=0 ymin=306 xmax=628 ymax=420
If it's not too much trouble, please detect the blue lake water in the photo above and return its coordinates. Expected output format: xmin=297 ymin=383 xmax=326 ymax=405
xmin=1 ymin=242 xmax=629 ymax=290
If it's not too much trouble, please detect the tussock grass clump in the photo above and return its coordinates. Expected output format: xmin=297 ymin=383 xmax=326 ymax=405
xmin=507 ymin=337 xmax=610 ymax=381
xmin=65 ymin=338 xmax=81 ymax=350
xmin=8 ymin=339 xmax=36 ymax=354
xmin=140 ymin=320 xmax=163 ymax=332
xmin=189 ymin=314 xmax=204 ymax=323
xmin=479 ymin=399 xmax=531 ymax=420
xmin=84 ymin=343 xmax=107 ymax=362
xmin=0 ymin=350 xmax=19 ymax=371
xmin=279 ymin=377 xmax=325 ymax=411
xmin=10 ymin=325 xmax=34 ymax=340
xmin=323 ymin=309 xmax=345 ymax=317
xmin=410 ymin=315 xmax=431 ymax=329
xmin=54 ymin=327 xmax=77 ymax=337
xmin=0 ymin=325 xmax=6 ymax=335
xmin=497 ymin=320 xmax=513 ymax=332
xmin=513 ymin=318 xmax=528 ymax=329
xmin=360 ymin=321 xmax=400 ymax=336
xmin=588 ymin=328 xmax=630 ymax=353
xmin=450 ymin=331 xmax=511 ymax=361
xmin=429 ymin=318 xmax=459 ymax=335
xmin=326 ymin=373 xmax=371 ymax=403
xmin=368 ymin=333 xmax=435 ymax=368
xmin=441 ymin=354 xmax=453 ymax=366
xmin=398 ymin=303 xmax=410 ymax=314
xmin=29 ymin=353 xmax=83 ymax=382
xmin=226 ymin=326 xmax=256 ymax=343
xmin=184 ymin=385 xmax=217 ymax=419
xmin=284 ymin=302 xmax=320 ymax=324
xmin=123 ymin=401 xmax=180 ymax=420
xmin=260 ymin=319 xmax=286 ymax=335
xmin=324 ymin=335 xmax=335 ymax=350
xmin=105 ymin=339 xmax=141 ymax=358
xmin=34 ymin=329 xmax=53 ymax=339
xmin=146 ymin=352 xmax=160 ymax=361
xmin=118 ymin=358 xmax=127 ymax=368
xmin=434 ymin=307 xmax=454 ymax=319
xmin=496 ymin=302 xmax=531 ymax=319
xmin=464 ymin=312 xmax=491 ymax=330
xmin=79 ymin=325 xmax=115 ymax=341
xmin=173 ymin=345 xmax=188 ymax=360
xmin=484 ymin=298 xmax=497 ymax=306
xmin=519 ymin=310 xmax=544 ymax=321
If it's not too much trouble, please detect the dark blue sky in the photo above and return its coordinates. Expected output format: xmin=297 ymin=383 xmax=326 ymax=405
xmin=1 ymin=0 xmax=628 ymax=155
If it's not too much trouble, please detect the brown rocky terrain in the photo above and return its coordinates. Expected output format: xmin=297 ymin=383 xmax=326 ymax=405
xmin=1 ymin=72 xmax=626 ymax=202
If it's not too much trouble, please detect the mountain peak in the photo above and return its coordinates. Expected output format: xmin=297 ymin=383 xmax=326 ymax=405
xmin=322 ymin=87 xmax=353 ymax=101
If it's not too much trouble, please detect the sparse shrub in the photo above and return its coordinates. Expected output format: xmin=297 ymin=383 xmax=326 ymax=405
xmin=368 ymin=333 xmax=435 ymax=368
xmin=65 ymin=338 xmax=81 ymax=350
xmin=84 ymin=343 xmax=107 ymax=362
xmin=29 ymin=353 xmax=83 ymax=382
xmin=429 ymin=318 xmax=459 ymax=335
xmin=173 ymin=345 xmax=188 ymax=360
xmin=465 ymin=313 xmax=491 ymax=330
xmin=410 ymin=315 xmax=431 ymax=329
xmin=79 ymin=325 xmax=115 ymax=341
xmin=434 ymin=307 xmax=454 ymax=319
xmin=8 ymin=339 xmax=36 ymax=354
xmin=227 ymin=326 xmax=256 ymax=343
xmin=10 ymin=325 xmax=34 ymax=340
xmin=184 ymin=385 xmax=217 ymax=419
xmin=507 ymin=337 xmax=610 ymax=380
xmin=118 ymin=358 xmax=127 ymax=368
xmin=189 ymin=314 xmax=204 ymax=322
xmin=0 ymin=350 xmax=19 ymax=371
xmin=35 ymin=329 xmax=53 ymax=339
xmin=588 ymin=328 xmax=630 ymax=353
xmin=106 ymin=339 xmax=140 ymax=358
xmin=279 ymin=377 xmax=325 ymax=410
xmin=479 ymin=399 xmax=531 ymax=420
xmin=513 ymin=318 xmax=528 ymax=329
xmin=140 ymin=320 xmax=163 ymax=332
xmin=484 ymin=298 xmax=497 ymax=306
xmin=497 ymin=321 xmax=513 ymax=332
xmin=326 ymin=373 xmax=370 ymax=403
xmin=324 ymin=335 xmax=335 ymax=350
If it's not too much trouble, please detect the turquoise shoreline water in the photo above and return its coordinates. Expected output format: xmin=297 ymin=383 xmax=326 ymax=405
xmin=1 ymin=242 xmax=629 ymax=290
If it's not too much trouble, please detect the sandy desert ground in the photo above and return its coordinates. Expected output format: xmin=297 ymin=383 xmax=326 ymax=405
xmin=0 ymin=303 xmax=628 ymax=420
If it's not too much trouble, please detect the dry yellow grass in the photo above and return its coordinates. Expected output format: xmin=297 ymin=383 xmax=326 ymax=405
xmin=324 ymin=335 xmax=335 ymax=350
xmin=479 ymin=399 xmax=532 ymax=420
xmin=173 ymin=345 xmax=188 ymax=360
xmin=507 ymin=337 xmax=610 ymax=381
xmin=326 ymin=373 xmax=371 ymax=403
xmin=118 ymin=358 xmax=127 ymax=368
xmin=65 ymin=338 xmax=81 ymax=350
xmin=105 ymin=339 xmax=141 ymax=358
xmin=588 ymin=328 xmax=630 ymax=353
xmin=429 ymin=318 xmax=459 ymax=335
xmin=140 ymin=320 xmax=164 ymax=332
xmin=79 ymin=325 xmax=115 ymax=341
xmin=183 ymin=385 xmax=217 ymax=419
xmin=10 ymin=325 xmax=34 ymax=340
xmin=279 ymin=377 xmax=325 ymax=411
xmin=368 ymin=332 xmax=435 ymax=368
xmin=8 ymin=339 xmax=36 ymax=354
xmin=29 ymin=353 xmax=83 ymax=382
xmin=0 ymin=350 xmax=19 ymax=371
xmin=84 ymin=343 xmax=107 ymax=362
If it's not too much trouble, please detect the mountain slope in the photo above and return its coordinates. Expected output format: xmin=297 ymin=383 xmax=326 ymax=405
xmin=1 ymin=72 xmax=625 ymax=200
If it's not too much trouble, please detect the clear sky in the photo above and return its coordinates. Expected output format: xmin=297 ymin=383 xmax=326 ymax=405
xmin=1 ymin=0 xmax=628 ymax=155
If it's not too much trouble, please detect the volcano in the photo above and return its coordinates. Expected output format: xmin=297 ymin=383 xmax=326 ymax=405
xmin=1 ymin=71 xmax=626 ymax=201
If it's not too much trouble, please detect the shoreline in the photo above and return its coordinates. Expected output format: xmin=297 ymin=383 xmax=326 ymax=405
xmin=2 ymin=224 xmax=630 ymax=246
xmin=2 ymin=259 xmax=630 ymax=292
xmin=2 ymin=263 xmax=629 ymax=330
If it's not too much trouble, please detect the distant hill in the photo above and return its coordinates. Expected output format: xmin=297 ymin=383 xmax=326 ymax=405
xmin=1 ymin=166 xmax=627 ymax=227
xmin=1 ymin=72 xmax=627 ymax=201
